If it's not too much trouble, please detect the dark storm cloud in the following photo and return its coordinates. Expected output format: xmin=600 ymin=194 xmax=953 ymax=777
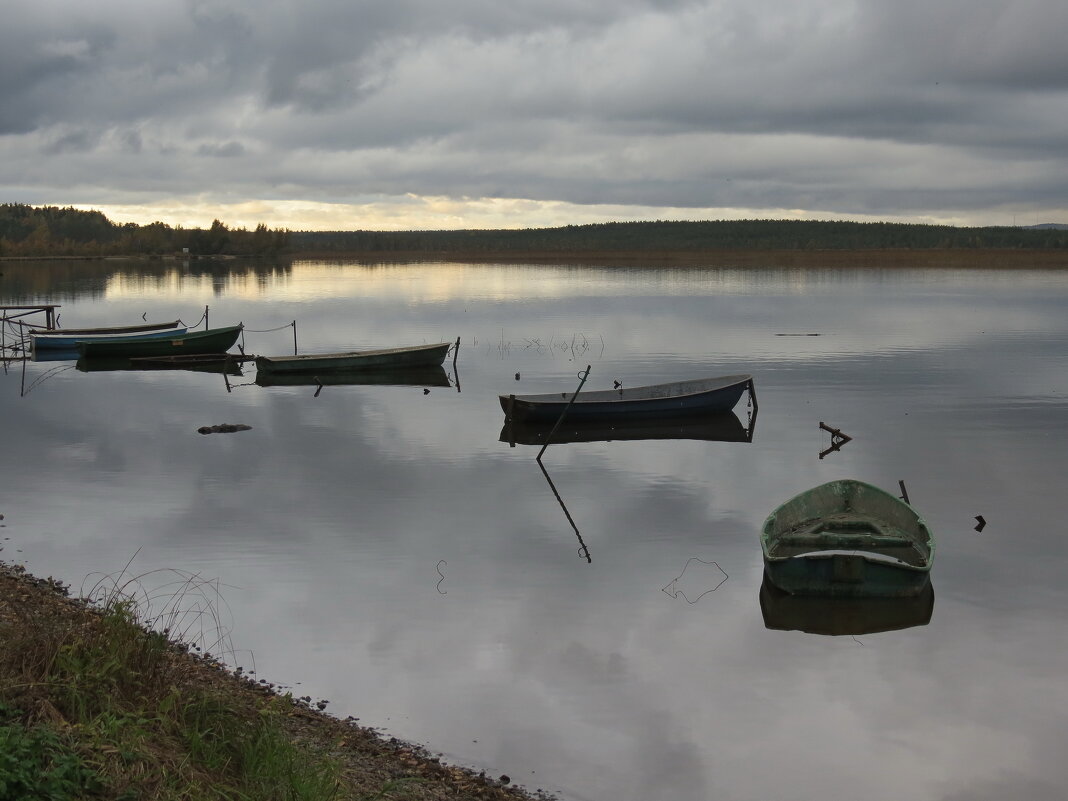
xmin=3 ymin=0 xmax=1068 ymax=224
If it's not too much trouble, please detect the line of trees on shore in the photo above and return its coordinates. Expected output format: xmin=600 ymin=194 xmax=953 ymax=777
xmin=0 ymin=204 xmax=289 ymax=257
xmin=3 ymin=203 xmax=1068 ymax=258
xmin=292 ymin=219 xmax=1068 ymax=252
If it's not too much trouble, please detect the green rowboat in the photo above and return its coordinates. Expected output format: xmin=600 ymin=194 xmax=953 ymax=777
xmin=77 ymin=324 xmax=244 ymax=359
xmin=760 ymin=479 xmax=934 ymax=598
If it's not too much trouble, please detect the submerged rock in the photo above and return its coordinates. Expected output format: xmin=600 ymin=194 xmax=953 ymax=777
xmin=197 ymin=423 xmax=253 ymax=435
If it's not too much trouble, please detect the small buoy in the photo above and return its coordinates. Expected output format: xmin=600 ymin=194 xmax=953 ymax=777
xmin=515 ymin=372 xmax=520 ymax=380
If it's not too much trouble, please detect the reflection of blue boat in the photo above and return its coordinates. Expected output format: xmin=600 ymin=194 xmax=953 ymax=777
xmin=30 ymin=321 xmax=185 ymax=351
xmin=32 ymin=348 xmax=82 ymax=363
xmin=500 ymin=374 xmax=754 ymax=423
xmin=500 ymin=410 xmax=753 ymax=445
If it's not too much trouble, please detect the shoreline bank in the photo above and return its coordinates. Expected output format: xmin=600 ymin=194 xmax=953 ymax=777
xmin=0 ymin=559 xmax=553 ymax=801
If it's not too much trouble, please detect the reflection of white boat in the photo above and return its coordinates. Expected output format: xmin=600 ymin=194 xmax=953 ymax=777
xmin=500 ymin=410 xmax=754 ymax=446
xmin=760 ymin=574 xmax=934 ymax=635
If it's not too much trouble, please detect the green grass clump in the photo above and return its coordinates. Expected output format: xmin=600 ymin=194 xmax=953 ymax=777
xmin=0 ymin=570 xmax=348 ymax=801
xmin=0 ymin=702 xmax=102 ymax=800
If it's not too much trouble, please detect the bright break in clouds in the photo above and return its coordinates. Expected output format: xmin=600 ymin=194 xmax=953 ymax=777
xmin=3 ymin=0 xmax=1067 ymax=230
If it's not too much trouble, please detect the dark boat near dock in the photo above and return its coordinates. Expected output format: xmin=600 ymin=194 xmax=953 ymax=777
xmin=77 ymin=325 xmax=244 ymax=359
xmin=500 ymin=374 xmax=754 ymax=423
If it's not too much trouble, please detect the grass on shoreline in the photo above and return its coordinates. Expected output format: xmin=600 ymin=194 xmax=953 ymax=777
xmin=0 ymin=562 xmax=549 ymax=801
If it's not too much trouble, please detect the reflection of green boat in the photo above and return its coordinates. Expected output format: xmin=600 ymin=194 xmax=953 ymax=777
xmin=78 ymin=325 xmax=244 ymax=359
xmin=76 ymin=354 xmax=245 ymax=375
xmin=760 ymin=479 xmax=935 ymax=598
xmin=254 ymin=342 xmax=452 ymax=375
xmin=760 ymin=574 xmax=934 ymax=635
xmin=500 ymin=410 xmax=753 ymax=445
xmin=255 ymin=364 xmax=450 ymax=388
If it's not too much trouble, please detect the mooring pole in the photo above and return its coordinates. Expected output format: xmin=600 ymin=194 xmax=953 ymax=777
xmin=292 ymin=320 xmax=298 ymax=355
xmin=451 ymin=337 xmax=462 ymax=393
xmin=536 ymin=365 xmax=591 ymax=462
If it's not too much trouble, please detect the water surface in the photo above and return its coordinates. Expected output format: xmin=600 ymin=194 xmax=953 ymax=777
xmin=3 ymin=258 xmax=1068 ymax=801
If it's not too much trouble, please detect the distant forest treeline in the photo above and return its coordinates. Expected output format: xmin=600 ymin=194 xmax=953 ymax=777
xmin=292 ymin=219 xmax=1068 ymax=253
xmin=0 ymin=203 xmax=289 ymax=257
xmin=3 ymin=203 xmax=1068 ymax=258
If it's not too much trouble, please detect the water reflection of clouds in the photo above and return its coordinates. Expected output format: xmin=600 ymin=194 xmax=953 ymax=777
xmin=5 ymin=261 xmax=1068 ymax=801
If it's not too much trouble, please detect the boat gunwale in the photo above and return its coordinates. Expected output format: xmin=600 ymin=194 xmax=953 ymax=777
xmin=29 ymin=320 xmax=183 ymax=338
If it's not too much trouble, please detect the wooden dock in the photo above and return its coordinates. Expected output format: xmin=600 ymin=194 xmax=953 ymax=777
xmin=1 ymin=305 xmax=61 ymax=330
xmin=1 ymin=305 xmax=61 ymax=359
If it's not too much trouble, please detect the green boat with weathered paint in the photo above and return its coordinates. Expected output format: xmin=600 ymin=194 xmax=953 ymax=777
xmin=254 ymin=341 xmax=452 ymax=375
xmin=760 ymin=479 xmax=934 ymax=598
xmin=77 ymin=324 xmax=244 ymax=359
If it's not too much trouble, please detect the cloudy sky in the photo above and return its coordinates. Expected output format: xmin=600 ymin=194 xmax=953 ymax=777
xmin=3 ymin=0 xmax=1068 ymax=231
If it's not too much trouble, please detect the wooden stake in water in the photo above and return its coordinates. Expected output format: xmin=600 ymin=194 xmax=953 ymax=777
xmin=536 ymin=365 xmax=591 ymax=462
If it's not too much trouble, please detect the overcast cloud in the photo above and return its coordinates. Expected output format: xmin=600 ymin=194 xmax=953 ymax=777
xmin=3 ymin=0 xmax=1068 ymax=230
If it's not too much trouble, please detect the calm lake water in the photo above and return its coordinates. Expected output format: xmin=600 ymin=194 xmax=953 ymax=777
xmin=3 ymin=258 xmax=1068 ymax=801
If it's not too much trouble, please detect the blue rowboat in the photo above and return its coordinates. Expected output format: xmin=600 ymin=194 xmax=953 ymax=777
xmin=30 ymin=320 xmax=185 ymax=351
xmin=499 ymin=374 xmax=754 ymax=423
